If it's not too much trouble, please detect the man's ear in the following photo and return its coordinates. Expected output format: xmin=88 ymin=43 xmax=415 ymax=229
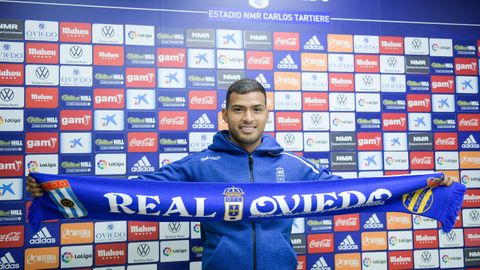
xmin=221 ymin=108 xmax=228 ymax=124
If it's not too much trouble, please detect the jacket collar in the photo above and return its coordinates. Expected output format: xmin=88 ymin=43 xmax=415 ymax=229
xmin=208 ymin=130 xmax=283 ymax=155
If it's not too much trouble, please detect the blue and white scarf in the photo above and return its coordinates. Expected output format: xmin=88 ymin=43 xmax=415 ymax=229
xmin=29 ymin=172 xmax=465 ymax=232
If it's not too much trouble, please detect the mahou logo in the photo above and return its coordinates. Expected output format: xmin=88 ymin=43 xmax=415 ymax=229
xmin=274 ymin=32 xmax=300 ymax=51
xmin=94 ymin=45 xmax=124 ymax=66
xmin=413 ymin=230 xmax=438 ymax=249
xmin=434 ymin=132 xmax=458 ymax=150
xmin=246 ymin=51 xmax=273 ymax=70
xmin=275 ymin=112 xmax=302 ymax=131
xmin=128 ymin=221 xmax=158 ymax=241
xmin=407 ymin=94 xmax=431 ymax=112
xmin=357 ymin=132 xmax=382 ymax=150
xmin=25 ymin=87 xmax=58 ymax=108
xmin=0 ymin=155 xmax=23 ymax=177
xmin=431 ymin=75 xmax=454 ymax=93
xmin=60 ymin=110 xmax=92 ymax=130
xmin=458 ymin=114 xmax=480 ymax=131
xmin=128 ymin=132 xmax=157 ymax=152
xmin=302 ymin=92 xmax=328 ymax=111
xmin=379 ymin=36 xmax=404 ymax=54
xmin=159 ymin=111 xmax=188 ymax=131
xmin=0 ymin=226 xmax=24 ymax=248
xmin=60 ymin=22 xmax=91 ymax=43
xmin=94 ymin=88 xmax=124 ymax=109
xmin=388 ymin=251 xmax=413 ymax=269
xmin=308 ymin=233 xmax=334 ymax=253
xmin=463 ymin=190 xmax=480 ymax=208
xmin=125 ymin=67 xmax=155 ymax=88
xmin=189 ymin=91 xmax=217 ymax=110
xmin=334 ymin=214 xmax=360 ymax=231
xmin=157 ymin=48 xmax=186 ymax=67
xmin=355 ymin=54 xmax=380 ymax=73
xmin=95 ymin=243 xmax=126 ymax=266
xmin=329 ymin=73 xmax=354 ymax=92
xmin=410 ymin=151 xmax=434 ymax=170
xmin=26 ymin=132 xmax=59 ymax=153
xmin=382 ymin=113 xmax=407 ymax=131
xmin=26 ymin=43 xmax=59 ymax=64
xmin=0 ymin=64 xmax=24 ymax=85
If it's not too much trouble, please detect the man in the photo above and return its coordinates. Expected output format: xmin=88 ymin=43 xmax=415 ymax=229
xmin=27 ymin=78 xmax=453 ymax=270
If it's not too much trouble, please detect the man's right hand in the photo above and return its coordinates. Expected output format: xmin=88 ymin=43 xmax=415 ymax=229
xmin=27 ymin=175 xmax=45 ymax=198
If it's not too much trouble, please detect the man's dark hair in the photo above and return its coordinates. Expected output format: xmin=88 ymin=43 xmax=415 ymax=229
xmin=225 ymin=78 xmax=266 ymax=109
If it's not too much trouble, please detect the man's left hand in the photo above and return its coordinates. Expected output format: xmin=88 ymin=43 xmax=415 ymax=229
xmin=440 ymin=176 xmax=454 ymax=186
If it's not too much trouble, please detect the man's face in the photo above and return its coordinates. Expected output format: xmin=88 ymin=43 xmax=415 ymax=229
xmin=222 ymin=91 xmax=269 ymax=152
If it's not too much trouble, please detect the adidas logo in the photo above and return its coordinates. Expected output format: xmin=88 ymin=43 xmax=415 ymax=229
xmin=192 ymin=113 xmax=214 ymax=129
xmin=311 ymin=256 xmax=331 ymax=270
xmin=29 ymin=226 xmax=56 ymax=245
xmin=255 ymin=73 xmax=271 ymax=88
xmin=0 ymin=252 xmax=20 ymax=269
xmin=364 ymin=213 xmax=384 ymax=229
xmin=462 ymin=134 xmax=480 ymax=149
xmin=277 ymin=54 xmax=298 ymax=69
xmin=132 ymin=155 xmax=155 ymax=173
xmin=338 ymin=235 xmax=359 ymax=250
xmin=304 ymin=35 xmax=325 ymax=50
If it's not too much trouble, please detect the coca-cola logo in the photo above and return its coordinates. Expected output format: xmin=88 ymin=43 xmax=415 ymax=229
xmin=160 ymin=116 xmax=185 ymax=125
xmin=336 ymin=217 xmax=358 ymax=226
xmin=436 ymin=137 xmax=456 ymax=145
xmin=129 ymin=138 xmax=155 ymax=147
xmin=309 ymin=239 xmax=332 ymax=248
xmin=190 ymin=96 xmax=214 ymax=104
xmin=460 ymin=119 xmax=479 ymax=127
xmin=248 ymin=56 xmax=271 ymax=65
xmin=0 ymin=232 xmax=21 ymax=242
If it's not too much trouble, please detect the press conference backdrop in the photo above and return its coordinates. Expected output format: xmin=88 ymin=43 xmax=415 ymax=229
xmin=0 ymin=0 xmax=479 ymax=269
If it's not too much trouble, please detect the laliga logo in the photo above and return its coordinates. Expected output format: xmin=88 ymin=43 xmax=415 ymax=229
xmin=163 ymin=247 xmax=172 ymax=256
xmin=402 ymin=177 xmax=441 ymax=214
xmin=462 ymin=175 xmax=470 ymax=184
xmin=385 ymin=156 xmax=394 ymax=165
xmin=332 ymin=118 xmax=341 ymax=126
xmin=28 ymin=160 xmax=39 ymax=172
xmin=442 ymin=254 xmax=450 ymax=263
xmin=389 ymin=236 xmax=398 ymax=246
xmin=362 ymin=257 xmax=371 ymax=267
xmin=437 ymin=157 xmax=445 ymax=165
xmin=62 ymin=252 xmax=73 ymax=263
xmin=128 ymin=30 xmax=138 ymax=39
xmin=161 ymin=159 xmax=171 ymax=166
xmin=358 ymin=99 xmax=365 ymax=107
xmin=218 ymin=54 xmax=227 ymax=64
xmin=97 ymin=159 xmax=108 ymax=169
xmin=192 ymin=223 xmax=201 ymax=233
xmin=223 ymin=186 xmax=245 ymax=221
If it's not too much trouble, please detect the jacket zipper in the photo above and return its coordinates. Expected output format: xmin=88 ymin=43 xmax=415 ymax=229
xmin=248 ymin=154 xmax=257 ymax=270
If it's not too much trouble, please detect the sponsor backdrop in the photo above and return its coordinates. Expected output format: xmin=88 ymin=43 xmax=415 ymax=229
xmin=0 ymin=0 xmax=479 ymax=269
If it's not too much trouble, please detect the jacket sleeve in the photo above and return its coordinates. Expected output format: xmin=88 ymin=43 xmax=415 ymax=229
xmin=315 ymin=166 xmax=343 ymax=181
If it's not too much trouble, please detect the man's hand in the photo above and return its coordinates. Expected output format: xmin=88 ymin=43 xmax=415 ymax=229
xmin=27 ymin=175 xmax=45 ymax=198
xmin=440 ymin=175 xmax=454 ymax=186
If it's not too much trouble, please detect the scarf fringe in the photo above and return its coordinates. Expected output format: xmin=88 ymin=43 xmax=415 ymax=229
xmin=439 ymin=183 xmax=466 ymax=233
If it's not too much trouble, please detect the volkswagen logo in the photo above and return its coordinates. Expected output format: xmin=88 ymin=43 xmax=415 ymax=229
xmin=444 ymin=231 xmax=456 ymax=242
xmin=284 ymin=134 xmax=295 ymax=145
xmin=0 ymin=88 xmax=14 ymax=102
xmin=35 ymin=66 xmax=50 ymax=80
xmin=387 ymin=57 xmax=397 ymax=68
xmin=310 ymin=113 xmax=322 ymax=125
xmin=421 ymin=251 xmax=432 ymax=263
xmin=101 ymin=26 xmax=115 ymax=38
xmin=362 ymin=75 xmax=373 ymax=86
xmin=411 ymin=39 xmax=422 ymax=50
xmin=69 ymin=45 xmax=83 ymax=58
xmin=470 ymin=210 xmax=480 ymax=221
xmin=336 ymin=94 xmax=348 ymax=105
xmin=137 ymin=243 xmax=151 ymax=256
xmin=168 ymin=222 xmax=181 ymax=233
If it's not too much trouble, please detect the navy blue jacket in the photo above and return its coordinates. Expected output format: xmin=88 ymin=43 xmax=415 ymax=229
xmin=139 ymin=131 xmax=339 ymax=270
